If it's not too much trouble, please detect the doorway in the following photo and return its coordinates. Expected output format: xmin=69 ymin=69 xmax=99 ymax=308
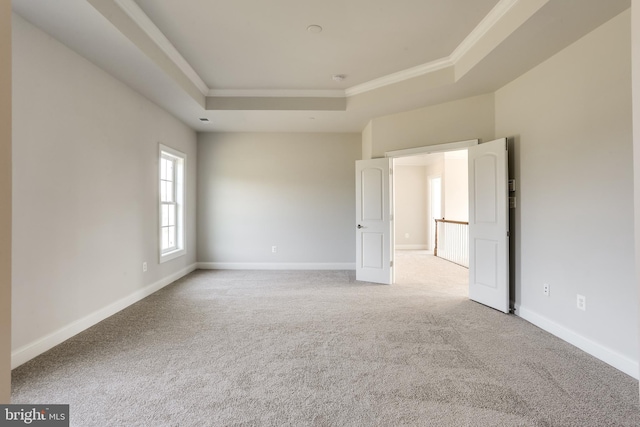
xmin=356 ymin=138 xmax=510 ymax=312
xmin=392 ymin=149 xmax=469 ymax=291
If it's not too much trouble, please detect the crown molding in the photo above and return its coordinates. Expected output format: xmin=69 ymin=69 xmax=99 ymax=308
xmin=449 ymin=0 xmax=520 ymax=63
xmin=112 ymin=0 xmax=533 ymax=101
xmin=345 ymin=0 xmax=526 ymax=96
xmin=345 ymin=57 xmax=453 ymax=97
xmin=114 ymin=0 xmax=209 ymax=96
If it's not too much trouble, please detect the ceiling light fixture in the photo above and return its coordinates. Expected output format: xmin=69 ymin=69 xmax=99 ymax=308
xmin=332 ymin=74 xmax=346 ymax=82
xmin=199 ymin=118 xmax=210 ymax=122
xmin=307 ymin=25 xmax=323 ymax=33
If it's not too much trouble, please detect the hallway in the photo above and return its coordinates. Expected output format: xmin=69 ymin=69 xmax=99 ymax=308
xmin=394 ymin=250 xmax=468 ymax=297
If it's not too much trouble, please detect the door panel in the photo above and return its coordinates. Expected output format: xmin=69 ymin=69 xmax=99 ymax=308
xmin=356 ymin=158 xmax=393 ymax=284
xmin=468 ymin=138 xmax=509 ymax=313
xmin=474 ymin=239 xmax=498 ymax=288
xmin=361 ymin=168 xmax=384 ymax=220
xmin=362 ymin=233 xmax=384 ymax=268
xmin=474 ymin=155 xmax=498 ymax=223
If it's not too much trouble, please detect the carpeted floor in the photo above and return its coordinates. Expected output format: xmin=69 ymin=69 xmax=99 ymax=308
xmin=11 ymin=252 xmax=640 ymax=426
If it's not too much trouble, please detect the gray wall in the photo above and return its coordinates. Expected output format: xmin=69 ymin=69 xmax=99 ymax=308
xmin=395 ymin=166 xmax=428 ymax=249
xmin=366 ymin=94 xmax=495 ymax=158
xmin=0 ymin=2 xmax=11 ymax=404
xmin=443 ymin=152 xmax=468 ymax=222
xmin=197 ymin=132 xmax=360 ymax=267
xmin=11 ymin=15 xmax=197 ymax=362
xmin=495 ymin=10 xmax=637 ymax=372
xmin=394 ymin=154 xmax=468 ymax=251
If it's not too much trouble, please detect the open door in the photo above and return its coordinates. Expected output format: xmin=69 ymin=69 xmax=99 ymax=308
xmin=355 ymin=158 xmax=393 ymax=284
xmin=468 ymin=138 xmax=509 ymax=313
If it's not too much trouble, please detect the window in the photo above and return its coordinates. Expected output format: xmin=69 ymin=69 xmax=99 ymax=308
xmin=159 ymin=144 xmax=186 ymax=262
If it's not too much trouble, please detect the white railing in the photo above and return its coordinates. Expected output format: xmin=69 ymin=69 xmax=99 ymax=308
xmin=434 ymin=219 xmax=469 ymax=268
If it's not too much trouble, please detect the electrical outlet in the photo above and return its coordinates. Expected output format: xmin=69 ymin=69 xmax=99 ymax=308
xmin=543 ymin=283 xmax=550 ymax=297
xmin=577 ymin=294 xmax=586 ymax=311
xmin=142 ymin=262 xmax=147 ymax=273
xmin=272 ymin=246 xmax=277 ymax=253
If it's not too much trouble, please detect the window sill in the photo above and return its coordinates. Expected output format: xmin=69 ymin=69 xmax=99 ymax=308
xmin=160 ymin=248 xmax=186 ymax=264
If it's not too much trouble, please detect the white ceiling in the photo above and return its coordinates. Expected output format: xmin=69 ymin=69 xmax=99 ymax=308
xmin=133 ymin=0 xmax=499 ymax=91
xmin=12 ymin=0 xmax=631 ymax=133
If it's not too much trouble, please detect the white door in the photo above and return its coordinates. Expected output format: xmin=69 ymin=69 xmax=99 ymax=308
xmin=355 ymin=158 xmax=393 ymax=284
xmin=468 ymin=138 xmax=509 ymax=313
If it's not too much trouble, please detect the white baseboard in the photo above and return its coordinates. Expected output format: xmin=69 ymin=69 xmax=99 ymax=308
xmin=515 ymin=304 xmax=639 ymax=379
xmin=197 ymin=262 xmax=356 ymax=271
xmin=395 ymin=245 xmax=429 ymax=250
xmin=11 ymin=263 xmax=197 ymax=369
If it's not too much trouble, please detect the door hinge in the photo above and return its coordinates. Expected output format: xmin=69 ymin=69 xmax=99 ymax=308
xmin=390 ymin=260 xmax=394 ymax=267
xmin=509 ymin=197 xmax=516 ymax=209
xmin=508 ymin=179 xmax=516 ymax=192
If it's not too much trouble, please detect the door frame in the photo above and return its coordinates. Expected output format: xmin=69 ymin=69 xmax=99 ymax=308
xmin=387 ymin=139 xmax=478 ymax=255
xmin=385 ymin=139 xmax=479 ymax=159
xmin=427 ymin=174 xmax=443 ymax=251
xmin=386 ymin=139 xmax=478 ymax=282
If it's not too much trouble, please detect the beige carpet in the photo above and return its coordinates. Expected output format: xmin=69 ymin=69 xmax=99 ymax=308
xmin=395 ymin=250 xmax=468 ymax=294
xmin=11 ymin=252 xmax=640 ymax=426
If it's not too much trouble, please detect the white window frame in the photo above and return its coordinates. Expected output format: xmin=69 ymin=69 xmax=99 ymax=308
xmin=159 ymin=144 xmax=186 ymax=263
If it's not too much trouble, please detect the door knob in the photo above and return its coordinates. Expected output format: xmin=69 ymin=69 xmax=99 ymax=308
xmin=357 ymin=224 xmax=364 ymax=229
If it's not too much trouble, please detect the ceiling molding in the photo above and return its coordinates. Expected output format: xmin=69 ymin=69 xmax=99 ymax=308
xmin=108 ymin=0 xmax=541 ymax=103
xmin=346 ymin=0 xmax=532 ymax=96
xmin=209 ymin=89 xmax=346 ymax=98
xmin=114 ymin=0 xmax=209 ymax=96
xmin=345 ymin=57 xmax=453 ymax=97
xmin=449 ymin=0 xmax=520 ymax=63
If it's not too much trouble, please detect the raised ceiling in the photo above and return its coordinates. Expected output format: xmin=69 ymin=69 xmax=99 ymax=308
xmin=12 ymin=0 xmax=631 ymax=133
xmin=133 ymin=0 xmax=499 ymax=91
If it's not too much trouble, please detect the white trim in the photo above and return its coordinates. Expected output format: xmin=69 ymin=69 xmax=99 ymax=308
xmin=114 ymin=0 xmax=209 ymax=96
xmin=427 ymin=174 xmax=444 ymax=251
xmin=386 ymin=139 xmax=479 ymax=158
xmin=197 ymin=262 xmax=355 ymax=271
xmin=160 ymin=247 xmax=186 ymax=263
xmin=159 ymin=143 xmax=185 ymax=161
xmin=208 ymin=89 xmax=346 ymax=98
xmin=346 ymin=0 xmax=526 ymax=96
xmin=345 ymin=57 xmax=453 ymax=97
xmin=449 ymin=0 xmax=520 ymax=63
xmin=112 ymin=0 xmax=537 ymax=100
xmin=11 ymin=264 xmax=197 ymax=369
xmin=515 ymin=304 xmax=639 ymax=379
xmin=159 ymin=144 xmax=186 ymax=263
